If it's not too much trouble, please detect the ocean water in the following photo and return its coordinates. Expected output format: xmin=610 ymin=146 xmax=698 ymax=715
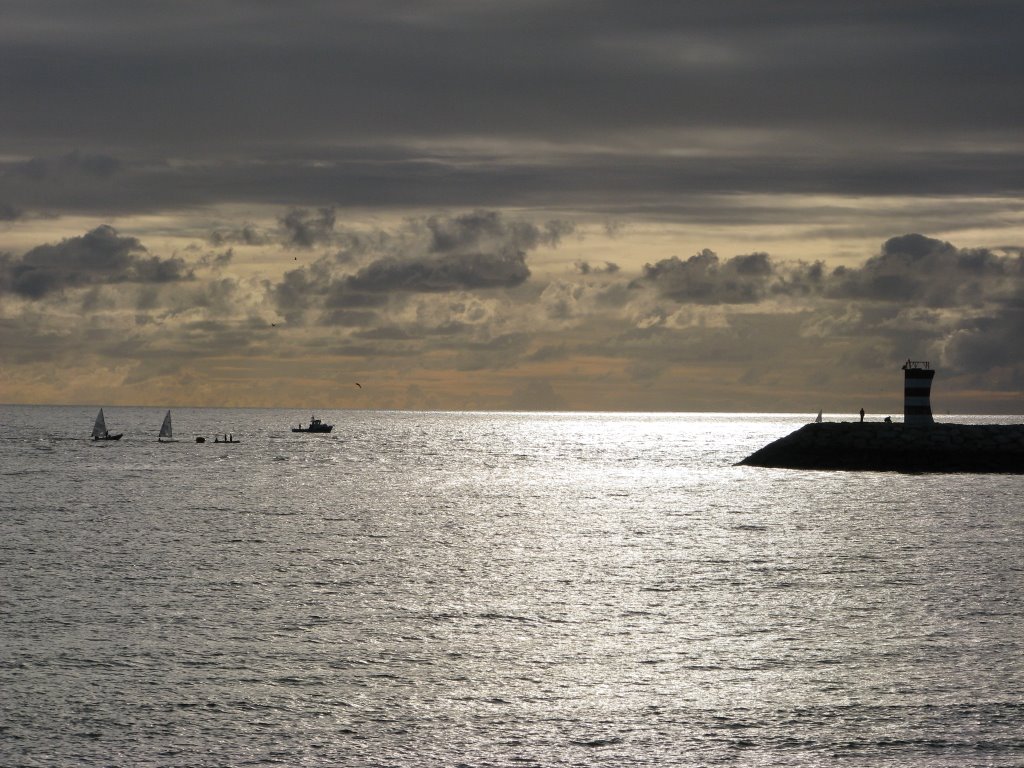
xmin=1 ymin=405 xmax=1023 ymax=767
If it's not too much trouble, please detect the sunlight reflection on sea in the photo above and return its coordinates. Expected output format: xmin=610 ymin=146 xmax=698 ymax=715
xmin=1 ymin=407 xmax=1022 ymax=766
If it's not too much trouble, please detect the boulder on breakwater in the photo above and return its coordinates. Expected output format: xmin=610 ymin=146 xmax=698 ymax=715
xmin=738 ymin=421 xmax=1024 ymax=473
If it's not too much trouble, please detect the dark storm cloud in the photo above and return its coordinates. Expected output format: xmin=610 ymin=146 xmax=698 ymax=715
xmin=427 ymin=211 xmax=573 ymax=254
xmin=942 ymin=307 xmax=1024 ymax=374
xmin=7 ymin=152 xmax=121 ymax=182
xmin=575 ymin=261 xmax=621 ymax=275
xmin=343 ymin=211 xmax=554 ymax=293
xmin=642 ymin=250 xmax=779 ymax=303
xmin=0 ymin=203 xmax=23 ymax=221
xmin=319 ymin=308 xmax=380 ymax=328
xmin=0 ymin=225 xmax=191 ymax=298
xmin=196 ymin=249 xmax=234 ymax=271
xmin=0 ymin=2 xmax=1021 ymax=219
xmin=263 ymin=224 xmax=1024 ymax=386
xmin=346 ymin=251 xmax=529 ymax=293
xmin=3 ymin=146 xmax=1023 ymax=222
xmin=269 ymin=211 xmax=571 ymax=322
xmin=642 ymin=235 xmax=1022 ymax=309
xmin=806 ymin=234 xmax=1024 ymax=378
xmin=828 ymin=234 xmax=1022 ymax=306
xmin=281 ymin=208 xmax=336 ymax=248
xmin=627 ymin=234 xmax=1024 ymax=383
xmin=207 ymin=225 xmax=270 ymax=247
xmin=268 ymin=256 xmax=391 ymax=325
xmin=269 ymin=262 xmax=334 ymax=322
xmin=3 ymin=1 xmax=1021 ymax=148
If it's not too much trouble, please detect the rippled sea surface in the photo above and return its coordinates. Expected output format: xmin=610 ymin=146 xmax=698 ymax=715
xmin=2 ymin=405 xmax=1023 ymax=767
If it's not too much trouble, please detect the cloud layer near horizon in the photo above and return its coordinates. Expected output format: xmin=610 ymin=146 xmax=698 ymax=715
xmin=2 ymin=213 xmax=1021 ymax=410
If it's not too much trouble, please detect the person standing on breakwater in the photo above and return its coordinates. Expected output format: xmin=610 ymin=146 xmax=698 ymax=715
xmin=860 ymin=408 xmax=865 ymax=422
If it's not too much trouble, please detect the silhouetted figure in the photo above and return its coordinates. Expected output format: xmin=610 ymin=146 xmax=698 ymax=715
xmin=860 ymin=408 xmax=865 ymax=422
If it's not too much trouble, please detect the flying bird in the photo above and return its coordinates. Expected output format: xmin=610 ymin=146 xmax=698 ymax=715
xmin=355 ymin=382 xmax=362 ymax=389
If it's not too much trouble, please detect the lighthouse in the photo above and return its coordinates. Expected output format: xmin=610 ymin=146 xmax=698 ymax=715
xmin=902 ymin=360 xmax=935 ymax=426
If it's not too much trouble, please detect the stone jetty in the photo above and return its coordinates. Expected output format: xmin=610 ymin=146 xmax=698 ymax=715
xmin=739 ymin=360 xmax=1024 ymax=472
xmin=738 ymin=421 xmax=1024 ymax=473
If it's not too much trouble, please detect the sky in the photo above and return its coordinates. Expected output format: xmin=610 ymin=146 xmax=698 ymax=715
xmin=1 ymin=0 xmax=1023 ymax=413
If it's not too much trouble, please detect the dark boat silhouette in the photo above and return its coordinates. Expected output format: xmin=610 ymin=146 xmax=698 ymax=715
xmin=157 ymin=410 xmax=178 ymax=442
xmin=292 ymin=415 xmax=333 ymax=433
xmin=91 ymin=408 xmax=123 ymax=441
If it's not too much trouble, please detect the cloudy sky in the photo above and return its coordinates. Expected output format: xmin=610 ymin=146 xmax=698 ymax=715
xmin=2 ymin=0 xmax=1023 ymax=412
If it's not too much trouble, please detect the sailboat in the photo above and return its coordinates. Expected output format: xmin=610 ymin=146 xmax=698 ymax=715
xmin=158 ymin=410 xmax=178 ymax=442
xmin=91 ymin=408 xmax=123 ymax=441
xmin=815 ymin=410 xmax=823 ymax=423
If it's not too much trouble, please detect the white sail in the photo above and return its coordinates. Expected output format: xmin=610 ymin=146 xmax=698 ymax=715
xmin=92 ymin=408 xmax=107 ymax=439
xmin=159 ymin=410 xmax=173 ymax=439
xmin=815 ymin=410 xmax=823 ymax=423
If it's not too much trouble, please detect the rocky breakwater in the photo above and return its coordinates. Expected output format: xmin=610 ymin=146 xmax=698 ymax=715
xmin=739 ymin=422 xmax=1024 ymax=473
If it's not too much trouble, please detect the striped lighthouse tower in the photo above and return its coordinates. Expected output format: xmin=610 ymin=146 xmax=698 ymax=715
xmin=902 ymin=360 xmax=935 ymax=426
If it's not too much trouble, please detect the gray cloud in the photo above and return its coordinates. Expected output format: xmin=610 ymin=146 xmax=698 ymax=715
xmin=0 ymin=202 xmax=24 ymax=221
xmin=828 ymin=234 xmax=1022 ymax=306
xmin=8 ymin=152 xmax=121 ymax=182
xmin=322 ymin=308 xmax=381 ymax=328
xmin=3 ymin=2 xmax=1020 ymax=151
xmin=2 ymin=221 xmax=1022 ymax=410
xmin=3 ymin=149 xmax=1022 ymax=225
xmin=281 ymin=207 xmax=336 ymax=249
xmin=642 ymin=249 xmax=778 ymax=303
xmin=575 ymin=260 xmax=620 ymax=275
xmin=0 ymin=225 xmax=191 ymax=298
xmin=207 ymin=225 xmax=270 ymax=247
xmin=263 ymin=225 xmax=1024 ymax=390
xmin=269 ymin=211 xmax=574 ymax=321
xmin=346 ymin=251 xmax=530 ymax=293
xmin=426 ymin=210 xmax=572 ymax=254
xmin=625 ymin=234 xmax=1024 ymax=388
xmin=333 ymin=210 xmax=542 ymax=293
xmin=197 ymin=249 xmax=234 ymax=271
xmin=269 ymin=262 xmax=334 ymax=323
xmin=942 ymin=307 xmax=1024 ymax=377
xmin=641 ymin=235 xmax=1022 ymax=312
xmin=0 ymin=2 xmax=1019 ymax=229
